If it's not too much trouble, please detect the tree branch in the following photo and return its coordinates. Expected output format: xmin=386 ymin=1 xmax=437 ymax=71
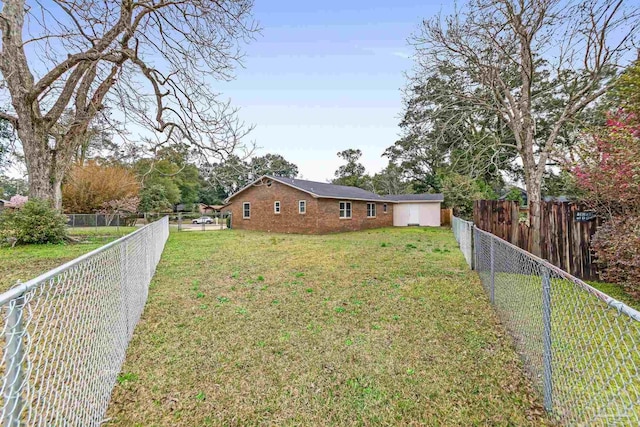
xmin=0 ymin=111 xmax=18 ymax=126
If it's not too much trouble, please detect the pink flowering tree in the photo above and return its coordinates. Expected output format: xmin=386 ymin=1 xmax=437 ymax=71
xmin=98 ymin=197 xmax=140 ymax=226
xmin=572 ymin=111 xmax=640 ymax=296
xmin=573 ymin=111 xmax=640 ymax=217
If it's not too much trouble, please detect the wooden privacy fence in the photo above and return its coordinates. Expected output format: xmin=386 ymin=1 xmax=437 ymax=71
xmin=473 ymin=200 xmax=601 ymax=280
xmin=440 ymin=208 xmax=453 ymax=226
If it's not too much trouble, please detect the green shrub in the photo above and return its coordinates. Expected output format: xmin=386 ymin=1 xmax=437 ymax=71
xmin=504 ymin=187 xmax=525 ymax=206
xmin=226 ymin=215 xmax=231 ymax=229
xmin=0 ymin=199 xmax=69 ymax=245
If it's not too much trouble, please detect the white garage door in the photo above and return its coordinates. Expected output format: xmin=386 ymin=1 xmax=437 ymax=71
xmin=408 ymin=205 xmax=419 ymax=225
xmin=393 ymin=202 xmax=441 ymax=227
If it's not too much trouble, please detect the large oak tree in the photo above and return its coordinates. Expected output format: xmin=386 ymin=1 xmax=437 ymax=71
xmin=411 ymin=0 xmax=638 ymax=255
xmin=0 ymin=0 xmax=257 ymax=209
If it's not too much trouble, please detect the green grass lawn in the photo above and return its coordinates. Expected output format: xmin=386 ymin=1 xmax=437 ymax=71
xmin=67 ymin=226 xmax=139 ymax=237
xmin=587 ymin=280 xmax=639 ymax=311
xmin=106 ymin=227 xmax=548 ymax=426
xmin=0 ymin=226 xmax=137 ymax=292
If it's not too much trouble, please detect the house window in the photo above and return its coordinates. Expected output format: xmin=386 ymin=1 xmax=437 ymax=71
xmin=243 ymin=202 xmax=250 ymax=219
xmin=274 ymin=201 xmax=281 ymax=214
xmin=299 ymin=200 xmax=306 ymax=214
xmin=339 ymin=201 xmax=352 ymax=219
xmin=383 ymin=203 xmax=388 ymax=213
xmin=367 ymin=203 xmax=376 ymax=218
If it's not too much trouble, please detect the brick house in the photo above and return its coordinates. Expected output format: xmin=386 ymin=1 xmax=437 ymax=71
xmin=225 ymin=176 xmax=443 ymax=234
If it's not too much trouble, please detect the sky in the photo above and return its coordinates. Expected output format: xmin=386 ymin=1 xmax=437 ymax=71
xmin=2 ymin=0 xmax=452 ymax=182
xmin=216 ymin=0 xmax=452 ymax=182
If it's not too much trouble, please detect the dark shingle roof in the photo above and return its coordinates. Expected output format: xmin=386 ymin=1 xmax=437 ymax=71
xmin=269 ymin=176 xmax=389 ymax=201
xmin=226 ymin=175 xmax=444 ymax=203
xmin=385 ymin=193 xmax=444 ymax=202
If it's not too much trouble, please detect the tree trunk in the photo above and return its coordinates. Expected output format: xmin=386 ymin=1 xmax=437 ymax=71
xmin=526 ymin=178 xmax=543 ymax=257
xmin=20 ymin=128 xmax=65 ymax=211
xmin=25 ymin=157 xmax=64 ymax=211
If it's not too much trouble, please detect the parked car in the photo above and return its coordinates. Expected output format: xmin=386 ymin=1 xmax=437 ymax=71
xmin=192 ymin=216 xmax=213 ymax=224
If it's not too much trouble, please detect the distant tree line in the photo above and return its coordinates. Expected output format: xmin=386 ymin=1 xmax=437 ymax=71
xmin=52 ymin=148 xmax=300 ymax=214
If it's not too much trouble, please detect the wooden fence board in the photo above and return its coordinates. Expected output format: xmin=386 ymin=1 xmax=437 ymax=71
xmin=473 ymin=200 xmax=600 ymax=280
xmin=440 ymin=208 xmax=452 ymax=226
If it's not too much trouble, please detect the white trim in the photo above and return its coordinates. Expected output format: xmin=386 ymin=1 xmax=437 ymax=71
xmin=391 ymin=200 xmax=443 ymax=203
xmin=298 ymin=200 xmax=306 ymax=214
xmin=242 ymin=202 xmax=251 ymax=219
xmin=339 ymin=201 xmax=352 ymax=219
xmin=366 ymin=202 xmax=376 ymax=218
xmin=274 ymin=201 xmax=281 ymax=214
xmin=327 ymin=196 xmax=393 ymax=203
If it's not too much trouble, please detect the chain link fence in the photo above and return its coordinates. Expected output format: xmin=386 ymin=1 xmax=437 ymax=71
xmin=0 ymin=216 xmax=169 ymax=426
xmin=176 ymin=211 xmax=231 ymax=231
xmin=66 ymin=213 xmax=138 ymax=229
xmin=452 ymin=216 xmax=474 ymax=267
xmin=453 ymin=216 xmax=640 ymax=425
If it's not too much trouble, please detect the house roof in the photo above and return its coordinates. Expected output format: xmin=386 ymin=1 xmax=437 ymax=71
xmin=385 ymin=193 xmax=444 ymax=202
xmin=226 ymin=175 xmax=444 ymax=204
xmin=268 ymin=176 xmax=391 ymax=202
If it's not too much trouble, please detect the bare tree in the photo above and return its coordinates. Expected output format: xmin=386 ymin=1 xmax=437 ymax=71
xmin=412 ymin=0 xmax=638 ymax=255
xmin=0 ymin=0 xmax=258 ymax=209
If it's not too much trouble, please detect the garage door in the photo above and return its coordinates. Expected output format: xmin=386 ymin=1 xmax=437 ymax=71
xmin=408 ymin=204 xmax=419 ymax=225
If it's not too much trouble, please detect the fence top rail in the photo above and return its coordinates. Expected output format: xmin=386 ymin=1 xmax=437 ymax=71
xmin=453 ymin=216 xmax=473 ymax=225
xmin=0 ymin=216 xmax=168 ymax=307
xmin=473 ymin=225 xmax=640 ymax=323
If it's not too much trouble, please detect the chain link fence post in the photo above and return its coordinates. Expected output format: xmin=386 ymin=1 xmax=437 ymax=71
xmin=455 ymin=216 xmax=640 ymax=424
xmin=3 ymin=294 xmax=26 ymax=427
xmin=542 ymin=266 xmax=553 ymax=413
xmin=473 ymin=226 xmax=479 ymax=271
xmin=0 ymin=218 xmax=169 ymax=424
xmin=490 ymin=237 xmax=495 ymax=304
xmin=469 ymin=223 xmax=475 ymax=270
xmin=120 ymin=241 xmax=130 ymax=337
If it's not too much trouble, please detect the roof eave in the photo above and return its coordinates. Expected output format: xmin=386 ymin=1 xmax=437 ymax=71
xmin=225 ymin=175 xmax=321 ymax=203
xmin=313 ymin=195 xmax=394 ymax=203
xmin=265 ymin=176 xmax=321 ymax=199
xmin=392 ymin=199 xmax=444 ymax=203
xmin=224 ymin=175 xmax=442 ymax=204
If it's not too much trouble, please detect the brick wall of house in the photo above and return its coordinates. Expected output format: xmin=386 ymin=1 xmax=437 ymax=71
xmin=228 ymin=179 xmax=319 ymax=233
xmin=315 ymin=198 xmax=393 ymax=233
xmin=227 ymin=178 xmax=394 ymax=233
